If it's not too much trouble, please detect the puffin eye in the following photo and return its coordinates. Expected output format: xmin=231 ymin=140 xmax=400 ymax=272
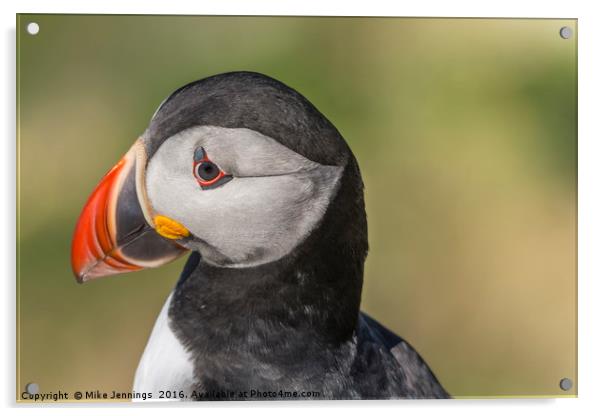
xmin=193 ymin=147 xmax=232 ymax=190
xmin=196 ymin=162 xmax=219 ymax=181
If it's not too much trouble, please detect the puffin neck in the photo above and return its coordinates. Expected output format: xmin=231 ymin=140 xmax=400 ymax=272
xmin=168 ymin=159 xmax=368 ymax=359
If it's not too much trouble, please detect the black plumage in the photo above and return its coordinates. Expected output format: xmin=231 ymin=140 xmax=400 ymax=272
xmin=145 ymin=71 xmax=449 ymax=399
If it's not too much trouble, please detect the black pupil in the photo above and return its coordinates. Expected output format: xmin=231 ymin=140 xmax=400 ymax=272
xmin=197 ymin=162 xmax=219 ymax=181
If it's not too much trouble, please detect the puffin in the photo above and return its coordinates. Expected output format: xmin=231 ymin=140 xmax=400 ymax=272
xmin=71 ymin=71 xmax=449 ymax=400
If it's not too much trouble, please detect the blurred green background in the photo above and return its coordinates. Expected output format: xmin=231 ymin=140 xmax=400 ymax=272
xmin=17 ymin=15 xmax=577 ymax=399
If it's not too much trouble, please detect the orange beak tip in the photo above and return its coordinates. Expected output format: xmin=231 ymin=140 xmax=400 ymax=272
xmin=70 ymin=153 xmax=141 ymax=282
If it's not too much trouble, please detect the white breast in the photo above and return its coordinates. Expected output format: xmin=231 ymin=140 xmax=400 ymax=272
xmin=132 ymin=292 xmax=195 ymax=401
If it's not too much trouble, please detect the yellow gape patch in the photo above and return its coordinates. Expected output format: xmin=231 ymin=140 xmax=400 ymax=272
xmin=154 ymin=215 xmax=190 ymax=240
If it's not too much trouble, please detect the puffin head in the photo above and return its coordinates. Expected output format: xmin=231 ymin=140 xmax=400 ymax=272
xmin=71 ymin=71 xmax=366 ymax=284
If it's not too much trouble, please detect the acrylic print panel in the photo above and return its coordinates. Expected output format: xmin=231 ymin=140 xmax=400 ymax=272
xmin=16 ymin=15 xmax=577 ymax=402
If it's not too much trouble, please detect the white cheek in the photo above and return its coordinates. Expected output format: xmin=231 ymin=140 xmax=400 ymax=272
xmin=147 ymin=169 xmax=341 ymax=266
xmin=199 ymin=175 xmax=321 ymax=254
xmin=145 ymin=126 xmax=343 ymax=266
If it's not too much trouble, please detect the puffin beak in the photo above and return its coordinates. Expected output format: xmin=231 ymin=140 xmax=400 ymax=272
xmin=71 ymin=140 xmax=187 ymax=283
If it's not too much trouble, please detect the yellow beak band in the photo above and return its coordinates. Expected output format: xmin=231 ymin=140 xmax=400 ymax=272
xmin=154 ymin=215 xmax=190 ymax=240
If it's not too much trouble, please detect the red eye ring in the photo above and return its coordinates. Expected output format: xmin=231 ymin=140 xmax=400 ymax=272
xmin=194 ymin=161 xmax=227 ymax=186
xmin=192 ymin=148 xmax=232 ymax=190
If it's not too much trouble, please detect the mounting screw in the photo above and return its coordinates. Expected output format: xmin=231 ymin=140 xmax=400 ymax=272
xmin=26 ymin=22 xmax=40 ymax=35
xmin=559 ymin=26 xmax=573 ymax=40
xmin=25 ymin=383 xmax=39 ymax=394
xmin=559 ymin=378 xmax=573 ymax=391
